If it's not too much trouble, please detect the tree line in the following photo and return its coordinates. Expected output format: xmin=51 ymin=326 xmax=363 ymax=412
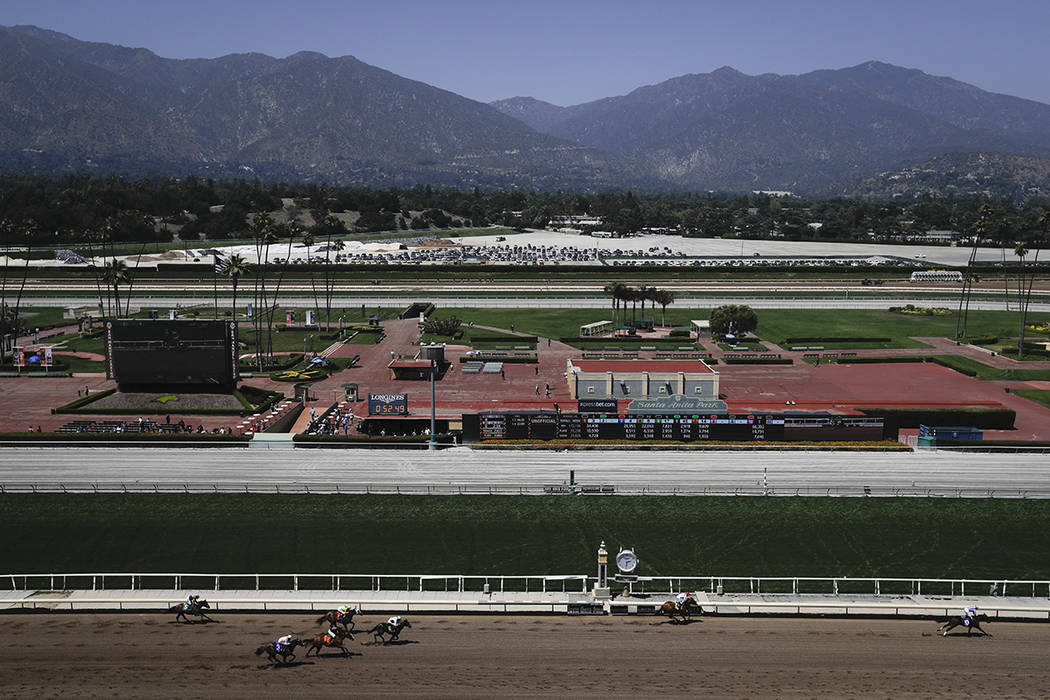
xmin=1 ymin=173 xmax=1048 ymax=247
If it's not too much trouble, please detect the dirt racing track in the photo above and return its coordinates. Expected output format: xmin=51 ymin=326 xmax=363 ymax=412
xmin=1 ymin=613 xmax=1048 ymax=698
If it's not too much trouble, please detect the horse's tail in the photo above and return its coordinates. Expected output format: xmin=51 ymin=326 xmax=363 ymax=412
xmin=254 ymin=646 xmax=267 ymax=656
xmin=315 ymin=614 xmax=328 ymax=625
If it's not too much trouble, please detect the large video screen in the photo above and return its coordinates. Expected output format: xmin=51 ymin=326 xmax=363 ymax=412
xmin=106 ymin=320 xmax=237 ymax=388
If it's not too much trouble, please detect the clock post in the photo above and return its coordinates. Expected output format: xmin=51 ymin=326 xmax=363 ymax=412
xmin=593 ymin=541 xmax=610 ymax=600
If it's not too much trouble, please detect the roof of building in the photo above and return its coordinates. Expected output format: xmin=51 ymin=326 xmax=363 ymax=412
xmin=569 ymin=359 xmax=716 ymax=374
xmin=389 ymin=359 xmax=434 ymax=368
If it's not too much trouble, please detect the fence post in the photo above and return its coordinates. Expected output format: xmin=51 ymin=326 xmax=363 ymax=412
xmin=214 ymin=575 xmax=220 ymax=592
xmin=294 ymin=575 xmax=299 ymax=592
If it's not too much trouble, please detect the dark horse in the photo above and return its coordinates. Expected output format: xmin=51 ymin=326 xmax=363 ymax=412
xmin=305 ymin=628 xmax=355 ymax=657
xmin=367 ymin=619 xmax=412 ymax=644
xmin=660 ymin=598 xmax=704 ymax=623
xmin=315 ymin=607 xmax=361 ymax=632
xmin=937 ymin=613 xmax=992 ymax=637
xmin=254 ymin=638 xmax=305 ymax=665
xmin=167 ymin=599 xmax=213 ymax=624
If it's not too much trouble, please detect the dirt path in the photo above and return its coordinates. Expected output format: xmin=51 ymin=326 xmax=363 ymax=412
xmin=1 ymin=613 xmax=1047 ymax=697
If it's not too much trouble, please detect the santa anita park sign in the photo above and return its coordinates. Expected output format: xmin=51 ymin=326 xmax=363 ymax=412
xmin=626 ymin=395 xmax=728 ymax=414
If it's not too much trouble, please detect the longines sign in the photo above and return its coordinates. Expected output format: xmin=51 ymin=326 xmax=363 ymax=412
xmin=626 ymin=395 xmax=728 ymax=414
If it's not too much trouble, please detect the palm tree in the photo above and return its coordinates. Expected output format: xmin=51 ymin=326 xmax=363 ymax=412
xmin=603 ymin=282 xmax=618 ymax=324
xmin=319 ymin=216 xmax=346 ymax=328
xmin=612 ymin=282 xmax=628 ymax=326
xmin=655 ymin=288 xmax=676 ymax=326
xmin=101 ymin=259 xmax=131 ymax=318
xmin=224 ymin=253 xmax=250 ymax=321
xmin=249 ymin=213 xmax=275 ymax=371
xmin=302 ymin=229 xmax=321 ymax=325
xmin=1015 ymin=240 xmax=1030 ymax=359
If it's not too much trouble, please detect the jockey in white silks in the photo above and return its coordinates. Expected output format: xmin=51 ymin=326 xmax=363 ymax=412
xmin=276 ymin=634 xmax=293 ymax=651
xmin=962 ymin=604 xmax=978 ymax=626
xmin=676 ymin=591 xmax=693 ymax=608
xmin=387 ymin=615 xmax=402 ymax=628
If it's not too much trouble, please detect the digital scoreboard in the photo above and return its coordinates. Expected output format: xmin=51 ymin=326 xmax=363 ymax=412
xmin=472 ymin=412 xmax=891 ymax=442
xmin=106 ymin=319 xmax=237 ymax=389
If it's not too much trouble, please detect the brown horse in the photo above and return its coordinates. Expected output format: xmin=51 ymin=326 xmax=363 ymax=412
xmin=315 ymin=607 xmax=361 ymax=632
xmin=254 ymin=638 xmax=305 ymax=665
xmin=937 ymin=613 xmax=991 ymax=637
xmin=367 ymin=619 xmax=412 ymax=644
xmin=304 ymin=628 xmax=355 ymax=657
xmin=660 ymin=598 xmax=704 ymax=623
xmin=167 ymin=599 xmax=213 ymax=624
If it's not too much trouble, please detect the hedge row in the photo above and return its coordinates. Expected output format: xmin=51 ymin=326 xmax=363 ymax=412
xmin=53 ymin=388 xmax=119 ymax=412
xmin=55 ymin=386 xmax=282 ymax=416
xmin=964 ymin=335 xmax=999 ymax=345
xmin=294 ymin=434 xmax=452 ymax=448
xmin=931 ymin=438 xmax=1050 ymax=449
xmin=399 ymin=302 xmax=434 ymax=320
xmin=560 ymin=336 xmax=696 ymax=345
xmin=858 ymin=407 xmax=1016 ymax=429
xmin=998 ymin=346 xmax=1050 ymax=358
xmin=784 ymin=336 xmax=891 ymax=343
xmin=458 ymin=354 xmax=538 ymax=364
xmin=720 ymin=358 xmax=793 ymax=365
xmin=0 ymin=433 xmax=250 ymax=444
xmin=239 ymin=353 xmax=304 ymax=373
xmin=469 ymin=335 xmax=538 ymax=343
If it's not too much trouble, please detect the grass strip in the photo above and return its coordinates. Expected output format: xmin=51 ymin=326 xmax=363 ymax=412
xmin=4 ymin=495 xmax=1050 ymax=580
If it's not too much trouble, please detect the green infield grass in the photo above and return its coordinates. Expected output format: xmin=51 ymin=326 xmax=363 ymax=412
xmin=4 ymin=495 xmax=1050 ymax=582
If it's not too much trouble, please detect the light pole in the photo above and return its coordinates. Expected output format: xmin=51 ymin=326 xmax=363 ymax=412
xmin=428 ymin=358 xmax=437 ymax=450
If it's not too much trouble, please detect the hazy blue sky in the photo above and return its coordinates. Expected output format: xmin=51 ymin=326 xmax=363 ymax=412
xmin=4 ymin=0 xmax=1048 ymax=106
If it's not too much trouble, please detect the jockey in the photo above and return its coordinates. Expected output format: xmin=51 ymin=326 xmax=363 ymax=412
xmin=276 ymin=634 xmax=293 ymax=651
xmin=184 ymin=593 xmax=199 ymax=610
xmin=327 ymin=626 xmax=341 ymax=641
xmin=387 ymin=615 xmax=402 ymax=628
xmin=676 ymin=591 xmax=693 ymax=608
xmin=962 ymin=604 xmax=978 ymax=626
xmin=338 ymin=604 xmax=352 ymax=619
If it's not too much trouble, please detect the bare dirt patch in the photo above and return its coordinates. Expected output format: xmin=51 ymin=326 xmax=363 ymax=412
xmin=0 ymin=613 xmax=1047 ymax=697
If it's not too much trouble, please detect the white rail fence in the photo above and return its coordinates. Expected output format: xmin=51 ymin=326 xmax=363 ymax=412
xmin=2 ymin=481 xmax=1049 ymax=498
xmin=5 ymin=573 xmax=1050 ymax=598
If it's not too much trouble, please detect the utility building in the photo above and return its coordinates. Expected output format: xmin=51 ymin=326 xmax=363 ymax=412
xmin=566 ymin=359 xmax=719 ymax=400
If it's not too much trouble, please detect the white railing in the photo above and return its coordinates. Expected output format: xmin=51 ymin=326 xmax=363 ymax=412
xmin=3 ymin=482 xmax=1050 ymax=498
xmin=8 ymin=597 xmax=1050 ymax=618
xmin=617 ymin=575 xmax=1050 ymax=599
xmin=5 ymin=573 xmax=1049 ymax=598
xmin=3 ymin=572 xmax=588 ymax=595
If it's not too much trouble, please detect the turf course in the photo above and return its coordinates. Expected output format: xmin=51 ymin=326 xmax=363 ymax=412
xmin=5 ymin=495 xmax=1050 ymax=583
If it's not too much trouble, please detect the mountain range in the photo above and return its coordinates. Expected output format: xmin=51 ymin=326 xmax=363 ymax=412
xmin=3 ymin=24 xmax=1050 ymax=195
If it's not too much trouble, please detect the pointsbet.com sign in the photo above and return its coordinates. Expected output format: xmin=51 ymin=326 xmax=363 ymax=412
xmin=369 ymin=393 xmax=409 ymax=415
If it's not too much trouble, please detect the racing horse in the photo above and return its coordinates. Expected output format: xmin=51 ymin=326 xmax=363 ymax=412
xmin=315 ymin=607 xmax=361 ymax=632
xmin=660 ymin=598 xmax=704 ymax=623
xmin=937 ymin=613 xmax=992 ymax=637
xmin=254 ymin=637 xmax=305 ymax=665
xmin=367 ymin=619 xmax=412 ymax=644
xmin=304 ymin=628 xmax=355 ymax=657
xmin=167 ymin=598 xmax=213 ymax=624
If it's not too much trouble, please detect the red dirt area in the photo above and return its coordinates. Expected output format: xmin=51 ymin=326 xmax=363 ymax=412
xmin=0 ymin=613 xmax=1048 ymax=698
xmin=719 ymin=361 xmax=1050 ymax=440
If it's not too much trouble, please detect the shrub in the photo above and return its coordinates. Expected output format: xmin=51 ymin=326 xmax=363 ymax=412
xmin=721 ymin=358 xmax=792 ymax=365
xmin=784 ymin=336 xmax=891 ymax=343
